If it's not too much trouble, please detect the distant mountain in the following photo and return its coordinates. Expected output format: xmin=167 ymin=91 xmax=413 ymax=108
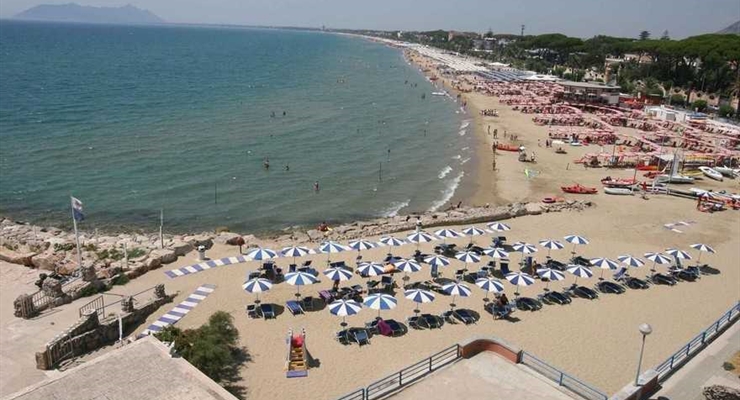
xmin=14 ymin=3 xmax=164 ymax=25
xmin=717 ymin=20 xmax=740 ymax=34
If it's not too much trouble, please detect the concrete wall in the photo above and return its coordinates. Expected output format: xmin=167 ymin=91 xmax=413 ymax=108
xmin=458 ymin=336 xmax=523 ymax=363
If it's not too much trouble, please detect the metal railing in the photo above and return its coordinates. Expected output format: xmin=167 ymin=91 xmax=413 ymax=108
xmin=337 ymin=344 xmax=461 ymax=400
xmin=654 ymin=301 xmax=740 ymax=380
xmin=78 ymin=295 xmax=106 ymax=318
xmin=521 ymin=351 xmax=608 ymax=400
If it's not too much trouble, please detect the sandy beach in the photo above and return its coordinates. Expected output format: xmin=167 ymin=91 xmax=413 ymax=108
xmin=2 ymin=44 xmax=739 ymax=400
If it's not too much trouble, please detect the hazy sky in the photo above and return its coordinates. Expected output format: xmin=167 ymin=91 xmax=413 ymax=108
xmin=2 ymin=0 xmax=739 ymax=38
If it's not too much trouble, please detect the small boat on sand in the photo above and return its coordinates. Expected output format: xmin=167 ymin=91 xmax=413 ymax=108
xmin=604 ymin=187 xmax=634 ymax=195
xmin=698 ymin=166 xmax=723 ymax=181
xmin=496 ymin=144 xmax=520 ymax=152
xmin=713 ymin=166 xmax=736 ymax=178
xmin=561 ymin=184 xmax=598 ymax=194
xmin=656 ymin=174 xmax=694 ymax=184
xmin=601 ymin=177 xmax=637 ymax=188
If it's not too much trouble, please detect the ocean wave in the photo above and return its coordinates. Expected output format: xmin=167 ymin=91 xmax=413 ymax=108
xmin=461 ymin=146 xmax=469 ymax=151
xmin=452 ymin=155 xmax=462 ymax=160
xmin=460 ymin=157 xmax=471 ymax=165
xmin=460 ymin=121 xmax=470 ymax=130
xmin=381 ymin=199 xmax=410 ymax=217
xmin=458 ymin=129 xmax=466 ymax=136
xmin=428 ymin=171 xmax=464 ymax=212
xmin=438 ymin=165 xmax=453 ymax=179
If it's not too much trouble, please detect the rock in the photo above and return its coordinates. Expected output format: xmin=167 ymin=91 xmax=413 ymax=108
xmin=290 ymin=232 xmax=309 ymax=243
xmin=0 ymin=248 xmax=36 ymax=267
xmin=171 ymin=241 xmax=194 ymax=257
xmin=145 ymin=256 xmax=162 ymax=269
xmin=703 ymin=385 xmax=740 ymax=400
xmin=306 ymin=229 xmax=324 ymax=241
xmin=188 ymin=235 xmax=213 ymax=250
xmin=31 ymin=250 xmax=63 ymax=271
xmin=525 ymin=203 xmax=543 ymax=215
xmin=151 ymin=249 xmax=177 ymax=264
xmin=333 ymin=225 xmax=351 ymax=235
xmin=41 ymin=278 xmax=63 ymax=297
xmin=214 ymin=232 xmax=239 ymax=245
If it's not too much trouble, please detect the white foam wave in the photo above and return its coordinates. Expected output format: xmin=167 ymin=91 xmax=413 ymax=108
xmin=452 ymin=155 xmax=462 ymax=160
xmin=458 ymin=129 xmax=467 ymax=136
xmin=460 ymin=157 xmax=471 ymax=165
xmin=438 ymin=165 xmax=453 ymax=179
xmin=428 ymin=171 xmax=464 ymax=212
xmin=461 ymin=146 xmax=469 ymax=151
xmin=460 ymin=121 xmax=470 ymax=130
xmin=381 ymin=199 xmax=410 ymax=217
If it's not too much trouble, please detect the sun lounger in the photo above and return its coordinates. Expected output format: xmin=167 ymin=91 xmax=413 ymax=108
xmin=406 ymin=316 xmax=424 ymax=330
xmin=259 ymin=303 xmax=276 ymax=319
xmin=286 ymin=300 xmax=304 ymax=316
xmin=670 ymin=267 xmax=698 ymax=282
xmin=500 ymin=261 xmax=511 ymax=275
xmin=571 ymin=256 xmax=590 ymax=266
xmin=546 ymin=259 xmax=567 ymax=271
xmin=453 ymin=309 xmax=476 ymax=324
xmin=376 ymin=319 xmax=393 ymax=336
xmin=302 ymin=260 xmax=312 ymax=267
xmin=318 ymin=290 xmax=334 ymax=304
xmin=335 ymin=329 xmax=351 ymax=345
xmin=301 ymin=296 xmax=316 ymax=311
xmin=351 ymin=329 xmax=370 ymax=346
xmin=485 ymin=303 xmax=512 ymax=319
xmin=246 ymin=304 xmax=261 ymax=319
xmin=440 ymin=310 xmax=456 ymax=324
xmin=566 ymin=284 xmax=599 ymax=299
xmin=515 ymin=297 xmax=543 ymax=311
xmin=385 ymin=319 xmax=406 ymax=337
xmin=420 ymin=314 xmax=442 ymax=329
xmin=247 ymin=271 xmax=261 ymax=280
xmin=541 ymin=290 xmax=571 ymax=305
xmin=381 ymin=276 xmax=394 ymax=292
xmin=650 ymin=272 xmax=677 ymax=286
xmin=289 ymin=264 xmax=297 ymax=273
xmin=596 ymin=280 xmax=626 ymax=294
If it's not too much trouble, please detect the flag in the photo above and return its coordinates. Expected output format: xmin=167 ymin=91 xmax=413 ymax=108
xmin=71 ymin=197 xmax=84 ymax=222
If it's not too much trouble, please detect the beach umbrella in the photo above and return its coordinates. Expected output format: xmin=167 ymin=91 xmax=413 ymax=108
xmin=455 ymin=251 xmax=481 ymax=275
xmin=590 ymin=257 xmax=619 ymax=279
xmin=512 ymin=242 xmax=537 ymax=270
xmin=665 ymin=248 xmax=691 ymax=260
xmin=483 ymin=247 xmax=509 ymax=259
xmin=284 ymin=271 xmax=318 ymax=297
xmin=404 ymin=288 xmax=435 ymax=314
xmin=536 ymin=267 xmax=565 ymax=290
xmin=281 ymin=245 xmax=310 ymax=264
xmin=434 ymin=228 xmax=462 ymax=243
xmin=349 ymin=239 xmax=376 ymax=252
xmin=539 ymin=239 xmax=564 ymax=257
xmin=378 ymin=236 xmax=406 ymax=247
xmin=323 ymin=267 xmax=353 ymax=282
xmin=328 ymin=299 xmax=362 ymax=326
xmin=242 ymin=278 xmax=272 ymax=303
xmin=690 ymin=243 xmax=715 ymax=264
xmin=442 ymin=282 xmax=471 ymax=309
xmin=357 ymin=261 xmax=385 ymax=277
xmin=462 ymin=227 xmax=487 ymax=244
xmin=475 ymin=277 xmax=505 ymax=294
xmin=487 ymin=222 xmax=511 ymax=232
xmin=566 ymin=264 xmax=593 ymax=284
xmin=618 ymin=255 xmax=645 ymax=268
xmin=246 ymin=247 xmax=278 ymax=261
xmin=505 ymin=272 xmax=534 ymax=297
xmin=363 ymin=293 xmax=397 ymax=318
xmin=393 ymin=259 xmax=422 ymax=281
xmin=644 ymin=252 xmax=671 ymax=271
xmin=319 ymin=241 xmax=350 ymax=263
xmin=424 ymin=255 xmax=450 ymax=267
xmin=564 ymin=235 xmax=589 ymax=255
xmin=407 ymin=231 xmax=436 ymax=250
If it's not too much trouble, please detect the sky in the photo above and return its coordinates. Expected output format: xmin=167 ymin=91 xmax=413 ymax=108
xmin=1 ymin=0 xmax=739 ymax=38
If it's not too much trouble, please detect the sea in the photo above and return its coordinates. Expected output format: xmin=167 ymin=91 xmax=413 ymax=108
xmin=0 ymin=21 xmax=475 ymax=234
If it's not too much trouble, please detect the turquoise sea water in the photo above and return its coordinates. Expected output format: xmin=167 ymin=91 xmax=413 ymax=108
xmin=0 ymin=21 xmax=474 ymax=233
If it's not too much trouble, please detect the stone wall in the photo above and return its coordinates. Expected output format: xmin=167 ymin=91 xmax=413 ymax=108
xmin=35 ymin=285 xmax=175 ymax=370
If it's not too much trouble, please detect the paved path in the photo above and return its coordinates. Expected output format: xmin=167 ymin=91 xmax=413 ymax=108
xmin=652 ymin=323 xmax=740 ymax=400
xmin=139 ymin=284 xmax=216 ymax=336
xmin=164 ymin=256 xmax=249 ymax=278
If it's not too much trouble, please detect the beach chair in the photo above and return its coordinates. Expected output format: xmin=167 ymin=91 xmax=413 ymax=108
xmin=301 ymin=296 xmax=316 ymax=311
xmin=318 ymin=290 xmax=334 ymax=304
xmin=247 ymin=271 xmax=261 ymax=280
xmin=302 ymin=260 xmax=312 ymax=268
xmin=286 ymin=300 xmax=304 ymax=316
xmin=596 ymin=280 xmax=626 ymax=294
xmin=289 ymin=264 xmax=297 ymax=273
xmin=335 ymin=330 xmax=351 ymax=345
xmin=381 ymin=276 xmax=394 ymax=292
xmin=453 ymin=309 xmax=476 ymax=325
xmin=406 ymin=316 xmax=424 ymax=330
xmin=259 ymin=303 xmax=276 ymax=319
xmin=385 ymin=319 xmax=406 ymax=337
xmin=376 ymin=319 xmax=393 ymax=337
xmin=352 ymin=329 xmax=371 ymax=346
xmin=421 ymin=314 xmax=442 ymax=329
xmin=440 ymin=310 xmax=456 ymax=324
xmin=246 ymin=304 xmax=261 ymax=319
xmin=500 ymin=261 xmax=511 ymax=275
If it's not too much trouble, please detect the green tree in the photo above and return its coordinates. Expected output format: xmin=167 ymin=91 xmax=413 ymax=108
xmin=692 ymin=99 xmax=708 ymax=112
xmin=669 ymin=94 xmax=685 ymax=105
xmin=660 ymin=30 xmax=670 ymax=40
xmin=639 ymin=31 xmax=651 ymax=41
xmin=718 ymin=104 xmax=735 ymax=118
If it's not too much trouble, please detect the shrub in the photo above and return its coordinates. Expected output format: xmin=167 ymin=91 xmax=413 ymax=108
xmin=719 ymin=104 xmax=735 ymax=118
xmin=111 ymin=274 xmax=130 ymax=286
xmin=53 ymin=243 xmax=75 ymax=252
xmin=692 ymin=99 xmax=708 ymax=112
xmin=78 ymin=285 xmax=99 ymax=298
xmin=669 ymin=94 xmax=685 ymax=105
xmin=127 ymin=247 xmax=147 ymax=258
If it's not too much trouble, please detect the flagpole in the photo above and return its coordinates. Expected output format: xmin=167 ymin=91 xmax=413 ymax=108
xmin=159 ymin=208 xmax=164 ymax=249
xmin=71 ymin=197 xmax=83 ymax=272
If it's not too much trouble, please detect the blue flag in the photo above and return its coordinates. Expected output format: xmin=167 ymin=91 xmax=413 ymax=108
xmin=71 ymin=197 xmax=84 ymax=222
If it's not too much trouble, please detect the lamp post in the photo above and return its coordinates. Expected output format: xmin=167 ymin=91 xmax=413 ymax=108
xmin=635 ymin=323 xmax=653 ymax=386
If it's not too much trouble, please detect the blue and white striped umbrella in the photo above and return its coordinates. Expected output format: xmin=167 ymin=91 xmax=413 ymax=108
xmin=564 ymin=235 xmax=590 ymax=245
xmin=505 ymin=272 xmax=534 ymax=296
xmin=487 ymin=222 xmax=511 ymax=232
xmin=363 ymin=293 xmax=397 ymax=318
xmin=404 ymin=289 xmax=435 ymax=305
xmin=424 ymin=255 xmax=450 ymax=267
xmin=357 ymin=262 xmax=385 ymax=277
xmin=455 ymin=251 xmax=481 ymax=264
xmin=505 ymin=272 xmax=535 ymax=287
xmin=566 ymin=265 xmax=593 ymax=284
xmin=483 ymin=247 xmax=509 ymax=259
xmin=349 ymin=239 xmax=376 ymax=251
xmin=435 ymin=228 xmax=462 ymax=242
xmin=407 ymin=231 xmax=436 ymax=244
xmin=319 ymin=241 xmax=350 ymax=254
xmin=665 ymin=248 xmax=691 ymax=260
xmin=393 ymin=259 xmax=422 ymax=273
xmin=281 ymin=245 xmax=311 ymax=258
xmin=475 ymin=278 xmax=505 ymax=293
xmin=690 ymin=243 xmax=715 ymax=264
xmin=539 ymin=239 xmax=565 ymax=250
xmin=644 ymin=252 xmax=671 ymax=265
xmin=462 ymin=227 xmax=487 ymax=237
xmin=242 ymin=278 xmax=272 ymax=302
xmin=329 ymin=299 xmax=362 ymax=325
xmin=512 ymin=242 xmax=538 ymax=255
xmin=536 ymin=267 xmax=564 ymax=290
xmin=246 ymin=247 xmax=279 ymax=261
xmin=590 ymin=258 xmax=619 ymax=270
xmin=323 ymin=267 xmax=353 ymax=282
xmin=618 ymin=255 xmax=645 ymax=268
xmin=378 ymin=236 xmax=406 ymax=247
xmin=284 ymin=271 xmax=318 ymax=296
xmin=442 ymin=282 xmax=472 ymax=297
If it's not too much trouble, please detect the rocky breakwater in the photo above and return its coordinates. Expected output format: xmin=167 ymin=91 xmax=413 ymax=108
xmin=0 ymin=218 xmax=215 ymax=280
